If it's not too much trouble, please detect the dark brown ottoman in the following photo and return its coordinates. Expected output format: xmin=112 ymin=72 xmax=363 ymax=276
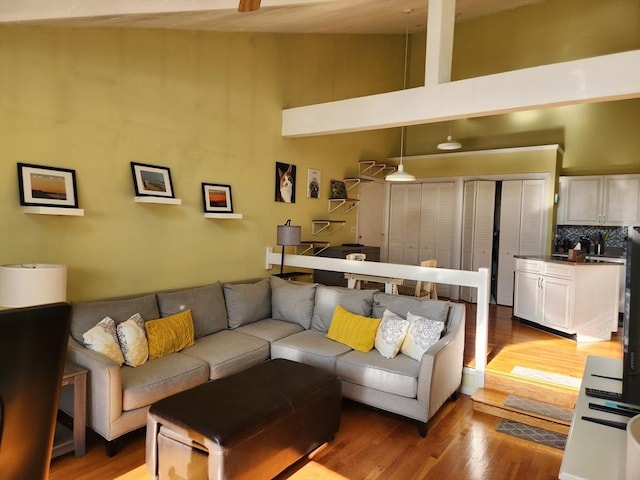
xmin=146 ymin=359 xmax=342 ymax=480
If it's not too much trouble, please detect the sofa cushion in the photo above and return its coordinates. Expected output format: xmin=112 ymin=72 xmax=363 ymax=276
xmin=70 ymin=293 xmax=160 ymax=344
xmin=271 ymin=330 xmax=352 ymax=373
xmin=224 ymin=278 xmax=271 ymax=329
xmin=121 ymin=352 xmax=209 ymax=411
xmin=336 ymin=350 xmax=419 ymax=399
xmin=235 ymin=318 xmax=304 ymax=343
xmin=182 ymin=330 xmax=270 ymax=380
xmin=374 ymin=309 xmax=410 ymax=359
xmin=270 ymin=276 xmax=317 ymax=329
xmin=156 ymin=283 xmax=228 ymax=339
xmin=311 ymin=286 xmax=375 ymax=333
xmin=400 ymin=312 xmax=445 ymax=361
xmin=372 ymin=292 xmax=450 ymax=325
xmin=116 ymin=313 xmax=149 ymax=367
xmin=82 ymin=317 xmax=125 ymax=366
xmin=145 ymin=311 xmax=195 ymax=360
xmin=326 ymin=305 xmax=381 ymax=353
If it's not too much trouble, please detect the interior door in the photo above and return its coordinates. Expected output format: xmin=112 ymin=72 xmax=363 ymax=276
xmin=496 ymin=181 xmax=523 ymax=306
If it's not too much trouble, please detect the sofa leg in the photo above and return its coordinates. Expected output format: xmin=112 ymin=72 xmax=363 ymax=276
xmin=450 ymin=390 xmax=458 ymax=401
xmin=417 ymin=421 xmax=428 ymax=438
xmin=105 ymin=439 xmax=119 ymax=457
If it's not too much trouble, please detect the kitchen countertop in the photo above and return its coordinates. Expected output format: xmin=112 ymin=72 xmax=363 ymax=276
xmin=516 ymin=255 xmax=624 ymax=265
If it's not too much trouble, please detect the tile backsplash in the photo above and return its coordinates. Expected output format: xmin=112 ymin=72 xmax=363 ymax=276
xmin=555 ymin=225 xmax=632 ymax=254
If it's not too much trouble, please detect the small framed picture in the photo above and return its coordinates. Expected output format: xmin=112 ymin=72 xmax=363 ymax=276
xmin=307 ymin=168 xmax=321 ymax=199
xmin=330 ymin=179 xmax=347 ymax=199
xmin=17 ymin=163 xmax=79 ymax=208
xmin=130 ymin=162 xmax=175 ymax=198
xmin=202 ymin=183 xmax=233 ymax=213
xmin=275 ymin=162 xmax=296 ymax=203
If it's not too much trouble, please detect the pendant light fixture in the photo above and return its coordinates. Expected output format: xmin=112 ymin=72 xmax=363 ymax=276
xmin=437 ymin=125 xmax=462 ymax=151
xmin=386 ymin=10 xmax=416 ymax=183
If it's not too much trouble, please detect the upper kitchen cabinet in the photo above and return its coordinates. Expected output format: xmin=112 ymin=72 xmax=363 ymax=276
xmin=557 ymin=175 xmax=640 ymax=226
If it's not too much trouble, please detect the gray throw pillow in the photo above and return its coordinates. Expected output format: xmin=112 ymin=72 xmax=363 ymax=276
xmin=224 ymin=278 xmax=271 ymax=329
xmin=311 ymin=285 xmax=375 ymax=333
xmin=70 ymin=293 xmax=159 ymax=345
xmin=156 ymin=282 xmax=227 ymax=339
xmin=372 ymin=292 xmax=450 ymax=325
xmin=270 ymin=276 xmax=317 ymax=329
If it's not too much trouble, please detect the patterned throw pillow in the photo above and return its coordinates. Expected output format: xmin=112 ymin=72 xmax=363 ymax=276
xmin=400 ymin=312 xmax=445 ymax=361
xmin=82 ymin=317 xmax=125 ymax=366
xmin=374 ymin=309 xmax=410 ymax=359
xmin=116 ymin=313 xmax=149 ymax=367
xmin=145 ymin=310 xmax=195 ymax=359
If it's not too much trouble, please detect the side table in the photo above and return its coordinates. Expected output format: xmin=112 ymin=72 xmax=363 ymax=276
xmin=52 ymin=360 xmax=87 ymax=458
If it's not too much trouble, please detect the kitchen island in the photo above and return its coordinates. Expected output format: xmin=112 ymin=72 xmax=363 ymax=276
xmin=513 ymin=256 xmax=620 ymax=341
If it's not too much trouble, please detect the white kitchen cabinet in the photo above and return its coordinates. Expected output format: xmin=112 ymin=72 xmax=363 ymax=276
xmin=461 ymin=180 xmax=496 ymax=303
xmin=496 ymin=180 xmax=546 ymax=306
xmin=513 ymin=257 xmax=619 ymax=341
xmin=558 ymin=175 xmax=640 ymax=226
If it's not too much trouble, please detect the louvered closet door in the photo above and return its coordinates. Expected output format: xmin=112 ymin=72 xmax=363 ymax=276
xmin=461 ymin=181 xmax=496 ymax=303
xmin=387 ymin=184 xmax=422 ymax=265
xmin=496 ymin=181 xmax=523 ymax=306
xmin=497 ymin=180 xmax=545 ymax=306
xmin=419 ymin=182 xmax=455 ymax=298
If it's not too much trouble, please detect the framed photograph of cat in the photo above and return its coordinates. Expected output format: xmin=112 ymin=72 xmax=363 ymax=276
xmin=131 ymin=162 xmax=175 ymax=198
xmin=275 ymin=162 xmax=296 ymax=203
xmin=307 ymin=168 xmax=321 ymax=199
xmin=202 ymin=183 xmax=233 ymax=213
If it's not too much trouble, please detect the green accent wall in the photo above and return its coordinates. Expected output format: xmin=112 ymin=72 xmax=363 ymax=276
xmin=0 ymin=0 xmax=638 ymax=301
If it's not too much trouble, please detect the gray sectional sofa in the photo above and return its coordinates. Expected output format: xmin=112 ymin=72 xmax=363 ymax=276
xmin=61 ymin=275 xmax=465 ymax=453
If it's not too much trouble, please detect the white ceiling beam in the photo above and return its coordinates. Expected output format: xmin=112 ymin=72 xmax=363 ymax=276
xmin=281 ymin=50 xmax=640 ymax=138
xmin=425 ymin=0 xmax=455 ymax=86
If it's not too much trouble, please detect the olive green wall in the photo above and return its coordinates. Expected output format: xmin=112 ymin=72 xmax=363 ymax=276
xmin=0 ymin=27 xmax=400 ymax=300
xmin=405 ymin=0 xmax=640 ymax=175
xmin=1 ymin=0 xmax=638 ymax=301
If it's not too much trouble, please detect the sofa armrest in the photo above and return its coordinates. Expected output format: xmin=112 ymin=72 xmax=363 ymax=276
xmin=66 ymin=337 xmax=123 ymax=440
xmin=416 ymin=303 xmax=466 ymax=419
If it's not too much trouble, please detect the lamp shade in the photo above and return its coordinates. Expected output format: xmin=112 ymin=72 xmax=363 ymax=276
xmin=277 ymin=223 xmax=301 ymax=246
xmin=0 ymin=263 xmax=67 ymax=308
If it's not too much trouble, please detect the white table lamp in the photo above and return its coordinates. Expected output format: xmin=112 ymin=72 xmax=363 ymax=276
xmin=0 ymin=263 xmax=67 ymax=308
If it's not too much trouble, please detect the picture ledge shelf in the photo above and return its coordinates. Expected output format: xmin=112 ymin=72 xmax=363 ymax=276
xmin=134 ymin=196 xmax=182 ymax=205
xmin=204 ymin=213 xmax=243 ymax=219
xmin=22 ymin=206 xmax=85 ymax=216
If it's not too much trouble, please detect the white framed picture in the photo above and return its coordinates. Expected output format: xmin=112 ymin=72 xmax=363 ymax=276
xmin=307 ymin=168 xmax=321 ymax=199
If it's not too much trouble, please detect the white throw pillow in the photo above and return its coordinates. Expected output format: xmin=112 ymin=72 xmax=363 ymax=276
xmin=374 ymin=309 xmax=410 ymax=359
xmin=116 ymin=313 xmax=149 ymax=367
xmin=400 ymin=312 xmax=445 ymax=361
xmin=83 ymin=316 xmax=125 ymax=366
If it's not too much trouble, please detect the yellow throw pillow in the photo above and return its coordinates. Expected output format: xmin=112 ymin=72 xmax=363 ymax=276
xmin=326 ymin=305 xmax=381 ymax=353
xmin=145 ymin=310 xmax=195 ymax=360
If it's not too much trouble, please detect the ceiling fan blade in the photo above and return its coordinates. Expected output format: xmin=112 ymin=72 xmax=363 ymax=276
xmin=238 ymin=0 xmax=261 ymax=12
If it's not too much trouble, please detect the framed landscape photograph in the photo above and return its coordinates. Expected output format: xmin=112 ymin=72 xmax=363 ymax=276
xmin=307 ymin=168 xmax=321 ymax=199
xmin=131 ymin=162 xmax=175 ymax=198
xmin=17 ymin=163 xmax=79 ymax=208
xmin=202 ymin=183 xmax=233 ymax=213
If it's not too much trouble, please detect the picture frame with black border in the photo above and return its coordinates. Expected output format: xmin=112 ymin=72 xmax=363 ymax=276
xmin=202 ymin=183 xmax=233 ymax=213
xmin=130 ymin=162 xmax=175 ymax=198
xmin=17 ymin=162 xmax=79 ymax=208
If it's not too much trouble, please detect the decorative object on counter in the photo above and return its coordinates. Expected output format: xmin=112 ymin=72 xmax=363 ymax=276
xmin=556 ymin=226 xmax=626 ymax=251
xmin=276 ymin=219 xmax=301 ymax=274
xmin=567 ymin=249 xmax=585 ymax=262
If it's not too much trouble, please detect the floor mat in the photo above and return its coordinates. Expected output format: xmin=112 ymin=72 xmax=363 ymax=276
xmin=504 ymin=395 xmax=574 ymax=422
xmin=511 ymin=366 xmax=582 ymax=389
xmin=496 ymin=419 xmax=567 ymax=450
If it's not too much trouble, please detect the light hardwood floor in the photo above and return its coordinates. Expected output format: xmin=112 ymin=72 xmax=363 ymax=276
xmin=49 ymin=303 xmax=623 ymax=480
